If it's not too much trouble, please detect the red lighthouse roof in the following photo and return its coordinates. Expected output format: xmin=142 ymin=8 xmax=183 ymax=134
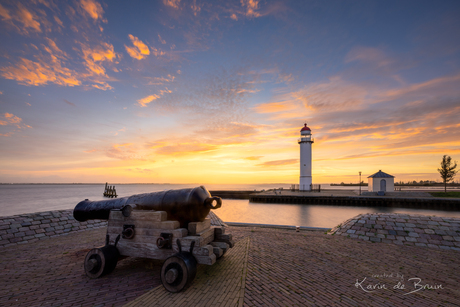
xmin=300 ymin=123 xmax=311 ymax=131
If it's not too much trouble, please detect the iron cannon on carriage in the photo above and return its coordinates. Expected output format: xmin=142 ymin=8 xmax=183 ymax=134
xmin=74 ymin=186 xmax=234 ymax=292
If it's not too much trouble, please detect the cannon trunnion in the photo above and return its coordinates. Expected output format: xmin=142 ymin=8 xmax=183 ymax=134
xmin=76 ymin=187 xmax=234 ymax=293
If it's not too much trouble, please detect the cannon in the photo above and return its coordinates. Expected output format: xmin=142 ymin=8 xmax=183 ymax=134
xmin=75 ymin=186 xmax=234 ymax=292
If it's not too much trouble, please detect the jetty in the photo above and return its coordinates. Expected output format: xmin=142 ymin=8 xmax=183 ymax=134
xmin=249 ymin=189 xmax=460 ymax=211
xmin=103 ymin=182 xmax=117 ymax=198
xmin=209 ymin=189 xmax=460 ymax=211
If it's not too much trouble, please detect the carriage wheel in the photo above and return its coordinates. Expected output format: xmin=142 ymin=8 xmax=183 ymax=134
xmin=161 ymin=253 xmax=197 ymax=293
xmin=84 ymin=245 xmax=119 ymax=278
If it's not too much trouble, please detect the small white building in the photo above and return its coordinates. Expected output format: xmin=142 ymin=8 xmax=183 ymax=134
xmin=368 ymin=170 xmax=395 ymax=192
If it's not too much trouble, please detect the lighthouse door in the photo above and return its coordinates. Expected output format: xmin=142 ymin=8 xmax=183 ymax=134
xmin=380 ymin=179 xmax=386 ymax=192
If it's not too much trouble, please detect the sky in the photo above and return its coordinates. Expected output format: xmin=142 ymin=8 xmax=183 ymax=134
xmin=0 ymin=0 xmax=459 ymax=184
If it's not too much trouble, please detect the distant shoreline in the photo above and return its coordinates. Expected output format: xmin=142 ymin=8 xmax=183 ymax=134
xmin=0 ymin=183 xmax=174 ymax=185
xmin=2 ymin=182 xmax=458 ymax=187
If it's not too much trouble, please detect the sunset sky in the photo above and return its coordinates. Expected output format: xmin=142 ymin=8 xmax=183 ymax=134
xmin=0 ymin=0 xmax=459 ymax=184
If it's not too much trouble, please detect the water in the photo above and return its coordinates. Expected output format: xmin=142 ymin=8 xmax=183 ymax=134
xmin=1 ymin=184 xmax=459 ymax=228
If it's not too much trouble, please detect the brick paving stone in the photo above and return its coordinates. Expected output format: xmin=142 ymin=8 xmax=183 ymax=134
xmin=0 ymin=228 xmax=163 ymax=307
xmin=2 ymin=212 xmax=460 ymax=307
xmin=239 ymin=226 xmax=460 ymax=307
xmin=125 ymin=236 xmax=249 ymax=307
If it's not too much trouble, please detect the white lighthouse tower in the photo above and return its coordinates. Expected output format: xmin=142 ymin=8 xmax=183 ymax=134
xmin=298 ymin=123 xmax=314 ymax=191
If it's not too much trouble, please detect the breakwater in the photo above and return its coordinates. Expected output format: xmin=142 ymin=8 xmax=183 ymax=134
xmin=0 ymin=209 xmax=107 ymax=248
xmin=209 ymin=190 xmax=255 ymax=199
xmin=249 ymin=194 xmax=460 ymax=211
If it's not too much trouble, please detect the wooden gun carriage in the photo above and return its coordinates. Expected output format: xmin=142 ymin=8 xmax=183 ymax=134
xmin=73 ymin=186 xmax=234 ymax=292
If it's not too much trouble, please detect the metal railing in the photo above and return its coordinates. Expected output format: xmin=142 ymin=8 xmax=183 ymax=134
xmin=298 ymin=137 xmax=314 ymax=143
xmin=290 ymin=184 xmax=321 ymax=192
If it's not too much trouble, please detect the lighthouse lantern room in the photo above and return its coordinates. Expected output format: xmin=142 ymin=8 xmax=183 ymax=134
xmin=298 ymin=123 xmax=314 ymax=191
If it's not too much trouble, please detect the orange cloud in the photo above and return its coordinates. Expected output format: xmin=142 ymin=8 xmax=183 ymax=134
xmin=155 ymin=142 xmax=218 ymax=156
xmin=1 ymin=38 xmax=118 ymax=89
xmin=125 ymin=34 xmax=150 ymax=60
xmin=257 ymin=159 xmax=298 ymax=167
xmin=254 ymin=101 xmax=297 ymax=113
xmin=163 ymin=0 xmax=180 ymax=9
xmin=147 ymin=74 xmax=175 ymax=85
xmin=54 ymin=16 xmax=63 ymax=27
xmin=79 ymin=0 xmax=104 ymax=20
xmin=383 ymin=73 xmax=460 ymax=98
xmin=243 ymin=156 xmax=263 ymax=160
xmin=105 ymin=143 xmax=147 ymax=160
xmin=0 ymin=3 xmax=43 ymax=34
xmin=241 ymin=0 xmax=261 ymax=18
xmin=16 ymin=4 xmax=41 ymax=32
xmin=91 ymin=81 xmax=113 ymax=90
xmin=137 ymin=94 xmax=160 ymax=107
xmin=0 ymin=4 xmax=11 ymax=20
xmin=191 ymin=0 xmax=201 ymax=16
xmin=0 ymin=112 xmax=31 ymax=136
xmin=0 ymin=57 xmax=81 ymax=87
xmin=44 ymin=38 xmax=68 ymax=58
xmin=158 ymin=34 xmax=166 ymax=44
xmin=318 ymin=148 xmax=460 ymax=162
xmin=1 ymin=113 xmax=21 ymax=125
xmin=81 ymin=42 xmax=117 ymax=75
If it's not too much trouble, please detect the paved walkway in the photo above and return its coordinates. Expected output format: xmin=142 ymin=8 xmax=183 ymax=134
xmin=125 ymin=237 xmax=249 ymax=307
xmin=1 ymin=218 xmax=460 ymax=306
xmin=329 ymin=213 xmax=460 ymax=250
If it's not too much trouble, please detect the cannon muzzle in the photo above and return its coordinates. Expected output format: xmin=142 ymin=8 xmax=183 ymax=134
xmin=73 ymin=186 xmax=221 ymax=228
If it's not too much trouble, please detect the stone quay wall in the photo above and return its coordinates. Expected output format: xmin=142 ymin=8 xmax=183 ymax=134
xmin=0 ymin=209 xmax=107 ymax=248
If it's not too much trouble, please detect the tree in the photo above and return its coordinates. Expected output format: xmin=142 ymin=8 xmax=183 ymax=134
xmin=437 ymin=155 xmax=458 ymax=192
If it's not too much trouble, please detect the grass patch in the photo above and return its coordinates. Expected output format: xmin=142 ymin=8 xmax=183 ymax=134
xmin=429 ymin=191 xmax=460 ymax=198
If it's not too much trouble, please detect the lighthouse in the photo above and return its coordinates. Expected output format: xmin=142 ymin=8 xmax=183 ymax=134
xmin=298 ymin=123 xmax=314 ymax=191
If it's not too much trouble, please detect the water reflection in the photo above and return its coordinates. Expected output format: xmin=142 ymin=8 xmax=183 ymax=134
xmin=218 ymin=199 xmax=460 ymax=228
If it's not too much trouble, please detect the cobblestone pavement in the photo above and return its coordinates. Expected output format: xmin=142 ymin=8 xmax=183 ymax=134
xmin=1 ymin=223 xmax=460 ymax=306
xmin=125 ymin=237 xmax=249 ymax=307
xmin=0 ymin=228 xmax=162 ymax=307
xmin=236 ymin=226 xmax=460 ymax=307
xmin=329 ymin=213 xmax=460 ymax=251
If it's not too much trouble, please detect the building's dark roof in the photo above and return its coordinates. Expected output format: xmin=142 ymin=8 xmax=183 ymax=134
xmin=368 ymin=170 xmax=394 ymax=178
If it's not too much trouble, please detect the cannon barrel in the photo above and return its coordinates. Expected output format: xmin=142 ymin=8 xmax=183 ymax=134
xmin=73 ymin=186 xmax=222 ymax=228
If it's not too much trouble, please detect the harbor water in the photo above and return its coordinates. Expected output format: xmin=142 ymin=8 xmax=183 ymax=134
xmin=1 ymin=184 xmax=459 ymax=228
